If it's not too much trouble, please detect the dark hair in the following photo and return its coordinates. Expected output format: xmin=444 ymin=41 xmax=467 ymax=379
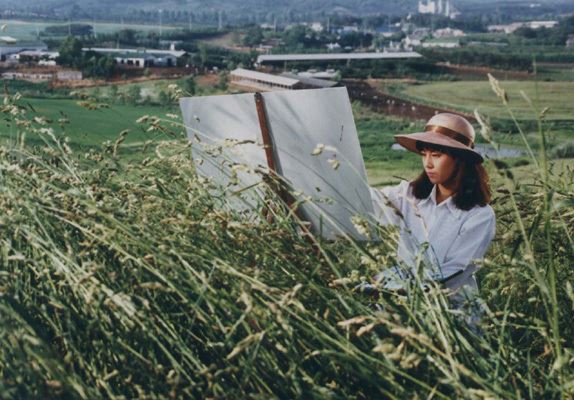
xmin=411 ymin=142 xmax=491 ymax=211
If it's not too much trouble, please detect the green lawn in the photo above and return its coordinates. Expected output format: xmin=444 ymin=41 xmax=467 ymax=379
xmin=400 ymin=80 xmax=574 ymax=121
xmin=0 ymin=97 xmax=179 ymax=148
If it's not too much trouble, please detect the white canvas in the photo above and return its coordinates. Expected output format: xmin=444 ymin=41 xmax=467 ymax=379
xmin=179 ymin=87 xmax=374 ymax=240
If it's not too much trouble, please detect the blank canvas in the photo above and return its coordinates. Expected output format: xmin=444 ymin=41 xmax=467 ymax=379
xmin=180 ymin=87 xmax=374 ymax=240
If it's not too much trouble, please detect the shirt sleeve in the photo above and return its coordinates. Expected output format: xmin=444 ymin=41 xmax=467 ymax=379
xmin=369 ymin=180 xmax=409 ymax=227
xmin=439 ymin=206 xmax=496 ymax=290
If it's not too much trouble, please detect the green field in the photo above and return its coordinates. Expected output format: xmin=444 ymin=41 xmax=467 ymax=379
xmin=4 ymin=92 xmax=570 ymax=188
xmin=400 ymin=80 xmax=574 ymax=121
xmin=0 ymin=97 xmax=178 ymax=148
xmin=0 ymin=19 xmax=177 ymax=41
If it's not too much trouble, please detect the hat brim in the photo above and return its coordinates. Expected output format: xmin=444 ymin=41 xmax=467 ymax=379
xmin=394 ymin=131 xmax=484 ymax=163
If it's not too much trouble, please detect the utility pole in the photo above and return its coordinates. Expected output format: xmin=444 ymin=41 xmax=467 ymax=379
xmin=218 ymin=10 xmax=223 ymax=31
xmin=159 ymin=9 xmax=163 ymax=37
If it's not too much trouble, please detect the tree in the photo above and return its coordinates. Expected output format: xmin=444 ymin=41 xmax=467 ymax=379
xmin=109 ymin=85 xmax=118 ymax=103
xmin=217 ymin=72 xmax=228 ymax=91
xmin=183 ymin=76 xmax=196 ymax=96
xmin=127 ymin=85 xmax=142 ymax=105
xmin=243 ymin=26 xmax=263 ymax=47
xmin=58 ymin=36 xmax=83 ymax=68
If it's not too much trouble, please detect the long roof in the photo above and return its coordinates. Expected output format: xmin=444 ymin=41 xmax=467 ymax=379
xmin=280 ymin=73 xmax=337 ymax=88
xmin=82 ymin=47 xmax=186 ymax=58
xmin=230 ymin=68 xmax=300 ymax=87
xmin=257 ymin=51 xmax=422 ymax=64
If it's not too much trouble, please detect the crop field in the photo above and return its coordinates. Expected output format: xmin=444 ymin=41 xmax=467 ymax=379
xmin=399 ymin=80 xmax=574 ymax=121
xmin=0 ymin=97 xmax=178 ymax=148
xmin=0 ymin=19 xmax=177 ymax=41
xmin=0 ymin=76 xmax=573 ymax=398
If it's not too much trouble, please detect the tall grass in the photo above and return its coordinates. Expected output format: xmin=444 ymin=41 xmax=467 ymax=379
xmin=0 ymin=81 xmax=572 ymax=399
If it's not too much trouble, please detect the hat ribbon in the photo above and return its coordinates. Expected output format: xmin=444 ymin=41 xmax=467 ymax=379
xmin=425 ymin=124 xmax=474 ymax=148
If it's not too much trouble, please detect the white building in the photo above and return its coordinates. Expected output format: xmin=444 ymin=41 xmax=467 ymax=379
xmin=256 ymin=51 xmax=423 ymax=66
xmin=488 ymin=20 xmax=558 ymax=34
xmin=326 ymin=43 xmax=341 ymax=51
xmin=418 ymin=0 xmax=455 ymax=18
xmin=310 ymin=22 xmax=324 ymax=33
xmin=433 ymin=28 xmax=465 ymax=38
xmin=57 ymin=70 xmax=83 ymax=81
xmin=230 ymin=68 xmax=337 ymax=92
xmin=83 ymin=48 xmax=186 ymax=68
xmin=230 ymin=68 xmax=302 ymax=91
xmin=421 ymin=40 xmax=460 ymax=48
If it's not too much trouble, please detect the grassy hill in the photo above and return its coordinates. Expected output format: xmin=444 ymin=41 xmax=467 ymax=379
xmin=0 ymin=82 xmax=573 ymax=398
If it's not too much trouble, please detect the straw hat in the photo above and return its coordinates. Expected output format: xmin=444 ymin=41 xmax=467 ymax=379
xmin=394 ymin=113 xmax=483 ymax=163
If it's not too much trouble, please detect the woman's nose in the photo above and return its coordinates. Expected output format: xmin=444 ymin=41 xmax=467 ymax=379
xmin=424 ymin=155 xmax=433 ymax=168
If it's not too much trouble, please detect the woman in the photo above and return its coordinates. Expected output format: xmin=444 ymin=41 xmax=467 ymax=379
xmin=369 ymin=113 xmax=495 ymax=298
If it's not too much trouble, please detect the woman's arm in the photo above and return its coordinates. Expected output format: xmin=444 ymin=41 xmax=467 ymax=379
xmin=369 ymin=180 xmax=410 ymax=227
xmin=438 ymin=206 xmax=496 ymax=290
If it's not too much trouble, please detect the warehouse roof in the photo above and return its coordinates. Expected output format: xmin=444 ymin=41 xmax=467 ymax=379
xmin=82 ymin=47 xmax=186 ymax=58
xmin=280 ymin=73 xmax=338 ymax=88
xmin=257 ymin=51 xmax=422 ymax=64
xmin=230 ymin=68 xmax=300 ymax=87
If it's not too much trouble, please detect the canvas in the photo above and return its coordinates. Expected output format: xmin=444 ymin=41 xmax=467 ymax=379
xmin=180 ymin=87 xmax=374 ymax=240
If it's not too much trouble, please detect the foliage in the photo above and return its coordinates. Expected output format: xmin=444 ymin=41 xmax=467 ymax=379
xmin=514 ymin=15 xmax=574 ymax=46
xmin=58 ymin=37 xmax=116 ymax=79
xmin=183 ymin=75 xmax=197 ymax=96
xmin=242 ymin=25 xmax=264 ymax=48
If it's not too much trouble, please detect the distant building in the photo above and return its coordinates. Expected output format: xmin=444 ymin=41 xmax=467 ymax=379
xmin=230 ymin=68 xmax=302 ymax=91
xmin=433 ymin=28 xmax=465 ymax=38
xmin=256 ymin=51 xmax=423 ymax=66
xmin=0 ymin=42 xmax=47 ymax=61
xmin=403 ymin=37 xmax=422 ymax=48
xmin=488 ymin=20 xmax=558 ymax=34
xmin=567 ymin=34 xmax=574 ymax=47
xmin=298 ymin=69 xmax=339 ymax=80
xmin=280 ymin=73 xmax=338 ymax=89
xmin=57 ymin=70 xmax=83 ymax=81
xmin=421 ymin=40 xmax=460 ymax=48
xmin=418 ymin=0 xmax=455 ymax=18
xmin=229 ymin=68 xmax=337 ymax=92
xmin=409 ymin=28 xmax=432 ymax=40
xmin=326 ymin=43 xmax=341 ymax=51
xmin=2 ymin=71 xmax=53 ymax=82
xmin=1 ymin=69 xmax=82 ymax=82
xmin=82 ymin=48 xmax=186 ymax=68
xmin=14 ymin=50 xmax=59 ymax=63
xmin=310 ymin=22 xmax=324 ymax=33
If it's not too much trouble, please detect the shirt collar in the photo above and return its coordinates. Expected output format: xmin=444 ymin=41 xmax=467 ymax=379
xmin=419 ymin=185 xmax=463 ymax=219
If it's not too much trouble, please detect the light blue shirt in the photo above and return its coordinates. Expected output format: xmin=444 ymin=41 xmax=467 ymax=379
xmin=370 ymin=180 xmax=496 ymax=292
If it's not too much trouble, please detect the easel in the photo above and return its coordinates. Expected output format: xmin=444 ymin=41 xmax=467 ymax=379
xmin=254 ymin=92 xmax=316 ymax=243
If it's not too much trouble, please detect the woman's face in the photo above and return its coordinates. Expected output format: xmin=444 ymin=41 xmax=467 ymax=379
xmin=420 ymin=148 xmax=457 ymax=186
